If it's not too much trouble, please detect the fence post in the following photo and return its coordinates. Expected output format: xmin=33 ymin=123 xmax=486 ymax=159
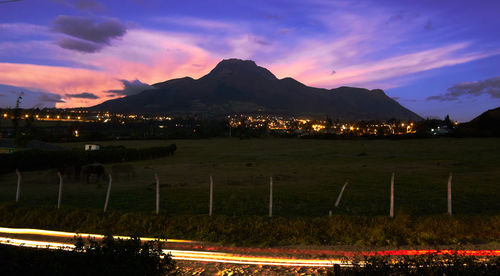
xmin=390 ymin=172 xmax=395 ymax=218
xmin=15 ymin=169 xmax=21 ymax=203
xmin=155 ymin=172 xmax=160 ymax=215
xmin=269 ymin=176 xmax=273 ymax=218
xmin=209 ymin=175 xmax=213 ymax=216
xmin=334 ymin=179 xmax=349 ymax=208
xmin=448 ymin=172 xmax=452 ymax=216
xmin=104 ymin=174 xmax=112 ymax=212
xmin=57 ymin=171 xmax=63 ymax=209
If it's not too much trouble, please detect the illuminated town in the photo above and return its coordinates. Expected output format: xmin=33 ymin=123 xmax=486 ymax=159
xmin=0 ymin=108 xmax=426 ymax=137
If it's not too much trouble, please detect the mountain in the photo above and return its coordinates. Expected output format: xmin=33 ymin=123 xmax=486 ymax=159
xmin=460 ymin=107 xmax=500 ymax=136
xmin=90 ymin=59 xmax=422 ymax=120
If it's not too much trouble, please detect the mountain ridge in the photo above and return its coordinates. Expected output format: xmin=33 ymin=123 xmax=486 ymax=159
xmin=90 ymin=58 xmax=422 ymax=120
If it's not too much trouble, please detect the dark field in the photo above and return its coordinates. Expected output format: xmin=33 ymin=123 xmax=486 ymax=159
xmin=1 ymin=137 xmax=499 ymax=216
xmin=0 ymin=137 xmax=499 ymax=247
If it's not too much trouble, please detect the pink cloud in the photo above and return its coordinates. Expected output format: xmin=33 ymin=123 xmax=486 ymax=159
xmin=0 ymin=29 xmax=221 ymax=108
xmin=269 ymin=43 xmax=499 ymax=90
xmin=0 ymin=62 xmax=122 ymax=108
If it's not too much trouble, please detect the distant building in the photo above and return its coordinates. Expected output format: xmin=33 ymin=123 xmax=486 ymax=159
xmin=85 ymin=144 xmax=101 ymax=151
xmin=429 ymin=125 xmax=450 ymax=135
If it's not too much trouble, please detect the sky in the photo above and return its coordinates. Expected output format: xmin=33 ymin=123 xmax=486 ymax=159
xmin=0 ymin=0 xmax=499 ymax=121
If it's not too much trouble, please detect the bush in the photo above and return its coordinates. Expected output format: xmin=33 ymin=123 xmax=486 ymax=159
xmin=0 ymin=144 xmax=177 ymax=173
xmin=0 ymin=235 xmax=176 ymax=275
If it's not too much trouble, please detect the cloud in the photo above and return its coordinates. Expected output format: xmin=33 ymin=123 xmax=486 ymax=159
xmin=269 ymin=36 xmax=500 ymax=90
xmin=65 ymin=92 xmax=99 ymax=99
xmin=107 ymin=79 xmax=155 ymax=96
xmin=57 ymin=37 xmax=103 ymax=53
xmin=52 ymin=15 xmax=127 ymax=52
xmin=0 ymin=84 xmax=69 ymax=108
xmin=426 ymin=76 xmax=500 ymax=101
xmin=153 ymin=16 xmax=237 ymax=31
xmin=38 ymin=93 xmax=65 ymax=103
xmin=0 ymin=62 xmax=123 ymax=108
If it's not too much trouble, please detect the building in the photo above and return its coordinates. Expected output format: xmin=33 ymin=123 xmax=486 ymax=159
xmin=85 ymin=144 xmax=101 ymax=151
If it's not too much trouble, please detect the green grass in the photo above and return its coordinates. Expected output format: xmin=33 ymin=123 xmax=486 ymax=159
xmin=1 ymin=137 xmax=498 ymax=217
xmin=1 ymin=137 xmax=499 ymax=246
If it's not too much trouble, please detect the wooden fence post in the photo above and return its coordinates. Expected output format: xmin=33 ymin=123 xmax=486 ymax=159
xmin=15 ymin=169 xmax=21 ymax=203
xmin=390 ymin=172 xmax=395 ymax=218
xmin=334 ymin=179 xmax=349 ymax=208
xmin=209 ymin=175 xmax=213 ymax=216
xmin=269 ymin=176 xmax=273 ymax=218
xmin=57 ymin=172 xmax=63 ymax=209
xmin=104 ymin=174 xmax=112 ymax=212
xmin=448 ymin=172 xmax=452 ymax=216
xmin=155 ymin=172 xmax=160 ymax=215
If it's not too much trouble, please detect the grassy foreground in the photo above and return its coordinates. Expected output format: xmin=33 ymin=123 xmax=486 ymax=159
xmin=1 ymin=137 xmax=499 ymax=216
xmin=1 ymin=204 xmax=499 ymax=247
xmin=0 ymin=137 xmax=499 ymax=246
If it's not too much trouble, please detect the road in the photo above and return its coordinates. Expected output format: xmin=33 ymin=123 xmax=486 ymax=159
xmin=1 ymin=226 xmax=499 ymax=267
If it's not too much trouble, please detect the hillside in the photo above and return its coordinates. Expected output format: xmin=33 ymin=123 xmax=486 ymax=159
xmin=90 ymin=59 xmax=422 ymax=120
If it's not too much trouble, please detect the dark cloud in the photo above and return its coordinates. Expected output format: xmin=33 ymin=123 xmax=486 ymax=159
xmin=254 ymin=37 xmax=271 ymax=46
xmin=65 ymin=92 xmax=99 ymax=99
xmin=386 ymin=11 xmax=421 ymax=24
xmin=39 ymin=93 xmax=65 ymax=103
xmin=107 ymin=79 xmax=156 ymax=96
xmin=52 ymin=15 xmax=126 ymax=52
xmin=0 ymin=84 xmax=64 ymax=108
xmin=331 ymin=70 xmax=336 ymax=75
xmin=0 ymin=0 xmax=23 ymax=4
xmin=427 ymin=76 xmax=500 ymax=101
xmin=57 ymin=37 xmax=103 ymax=53
xmin=75 ymin=0 xmax=105 ymax=11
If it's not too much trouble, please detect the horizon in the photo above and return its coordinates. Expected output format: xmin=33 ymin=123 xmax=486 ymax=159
xmin=1 ymin=0 xmax=500 ymax=121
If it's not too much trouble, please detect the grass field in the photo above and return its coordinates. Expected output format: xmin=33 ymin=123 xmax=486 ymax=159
xmin=0 ymin=137 xmax=499 ymax=246
xmin=0 ymin=137 xmax=498 ymax=217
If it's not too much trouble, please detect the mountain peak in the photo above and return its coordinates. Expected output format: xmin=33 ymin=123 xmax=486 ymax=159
xmin=206 ymin=58 xmax=277 ymax=80
xmin=217 ymin=58 xmax=257 ymax=67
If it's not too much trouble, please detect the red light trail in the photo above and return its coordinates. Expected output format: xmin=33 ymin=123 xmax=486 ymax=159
xmin=0 ymin=226 xmax=498 ymax=267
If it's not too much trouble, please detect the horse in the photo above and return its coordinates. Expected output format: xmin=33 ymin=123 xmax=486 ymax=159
xmin=81 ymin=163 xmax=107 ymax=184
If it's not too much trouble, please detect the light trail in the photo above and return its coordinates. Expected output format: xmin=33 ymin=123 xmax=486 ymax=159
xmin=0 ymin=237 xmax=74 ymax=250
xmin=0 ymin=226 xmax=499 ymax=267
xmin=0 ymin=226 xmax=195 ymax=243
xmin=0 ymin=236 xmax=344 ymax=267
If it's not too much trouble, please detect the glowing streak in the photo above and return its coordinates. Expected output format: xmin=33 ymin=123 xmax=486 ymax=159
xmin=165 ymin=249 xmax=345 ymax=265
xmin=0 ymin=236 xmax=345 ymax=267
xmin=1 ymin=226 xmax=499 ymax=268
xmin=0 ymin=227 xmax=195 ymax=243
xmin=0 ymin=237 xmax=74 ymax=250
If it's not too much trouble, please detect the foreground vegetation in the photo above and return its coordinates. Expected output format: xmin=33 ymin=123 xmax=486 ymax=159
xmin=1 ymin=204 xmax=499 ymax=247
xmin=0 ymin=234 xmax=176 ymax=275
xmin=1 ymin=138 xmax=498 ymax=216
xmin=0 ymin=137 xmax=499 ymax=246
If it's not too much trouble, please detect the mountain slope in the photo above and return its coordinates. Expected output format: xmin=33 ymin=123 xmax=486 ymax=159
xmin=90 ymin=59 xmax=422 ymax=120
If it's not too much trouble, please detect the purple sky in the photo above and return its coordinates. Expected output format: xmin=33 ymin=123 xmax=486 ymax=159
xmin=0 ymin=0 xmax=499 ymax=121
